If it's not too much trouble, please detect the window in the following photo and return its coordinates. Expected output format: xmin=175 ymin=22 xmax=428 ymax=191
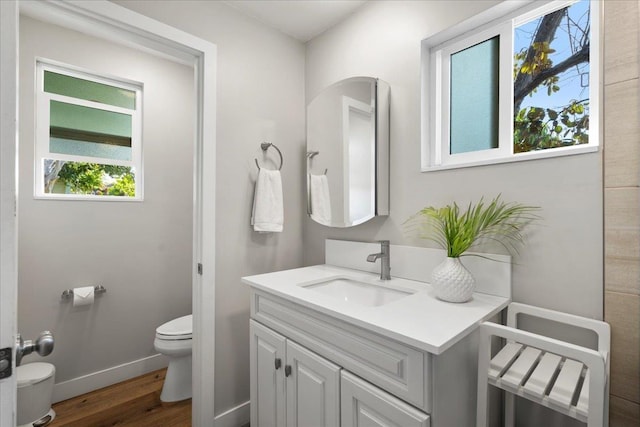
xmin=421 ymin=0 xmax=599 ymax=170
xmin=35 ymin=61 xmax=143 ymax=199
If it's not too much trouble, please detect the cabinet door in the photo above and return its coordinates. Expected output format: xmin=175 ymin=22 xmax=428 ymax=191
xmin=251 ymin=320 xmax=287 ymax=427
xmin=341 ymin=371 xmax=430 ymax=427
xmin=286 ymin=340 xmax=341 ymax=427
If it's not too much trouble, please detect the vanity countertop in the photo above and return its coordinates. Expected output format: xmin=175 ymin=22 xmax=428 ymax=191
xmin=242 ymin=264 xmax=510 ymax=355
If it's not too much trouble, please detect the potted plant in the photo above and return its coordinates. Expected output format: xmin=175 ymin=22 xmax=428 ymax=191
xmin=404 ymin=195 xmax=539 ymax=303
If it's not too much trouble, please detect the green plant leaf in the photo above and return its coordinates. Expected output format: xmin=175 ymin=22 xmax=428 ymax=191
xmin=403 ymin=195 xmax=540 ymax=258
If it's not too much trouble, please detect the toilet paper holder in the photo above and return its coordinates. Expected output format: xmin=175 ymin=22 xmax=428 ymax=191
xmin=61 ymin=285 xmax=107 ymax=300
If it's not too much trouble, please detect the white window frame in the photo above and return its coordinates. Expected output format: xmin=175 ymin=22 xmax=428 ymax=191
xmin=421 ymin=0 xmax=600 ymax=171
xmin=35 ymin=60 xmax=143 ymax=200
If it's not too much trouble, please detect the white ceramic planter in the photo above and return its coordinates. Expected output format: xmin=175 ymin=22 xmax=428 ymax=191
xmin=431 ymin=257 xmax=475 ymax=303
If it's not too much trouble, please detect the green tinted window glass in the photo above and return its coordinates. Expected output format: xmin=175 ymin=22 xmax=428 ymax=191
xmin=50 ymin=138 xmax=132 ymax=161
xmin=450 ymin=36 xmax=500 ymax=154
xmin=44 ymin=70 xmax=136 ymax=109
xmin=50 ymin=100 xmax=132 ymax=144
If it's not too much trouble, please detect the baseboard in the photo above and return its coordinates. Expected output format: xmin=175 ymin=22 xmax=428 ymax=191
xmin=214 ymin=401 xmax=250 ymax=427
xmin=52 ymin=354 xmax=168 ymax=403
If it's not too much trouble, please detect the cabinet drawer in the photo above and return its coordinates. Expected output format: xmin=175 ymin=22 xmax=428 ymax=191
xmin=251 ymin=290 xmax=431 ymax=412
xmin=341 ymin=371 xmax=430 ymax=427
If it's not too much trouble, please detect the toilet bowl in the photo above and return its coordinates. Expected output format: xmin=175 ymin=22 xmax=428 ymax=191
xmin=154 ymin=314 xmax=192 ymax=402
xmin=17 ymin=362 xmax=56 ymax=427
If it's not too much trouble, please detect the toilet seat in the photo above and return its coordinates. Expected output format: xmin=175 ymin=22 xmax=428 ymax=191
xmin=155 ymin=314 xmax=192 ymax=341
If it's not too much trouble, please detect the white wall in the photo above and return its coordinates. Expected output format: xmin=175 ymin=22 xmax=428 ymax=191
xmin=113 ymin=0 xmax=306 ymax=415
xmin=18 ymin=15 xmax=194 ymax=383
xmin=304 ymin=0 xmax=603 ymax=321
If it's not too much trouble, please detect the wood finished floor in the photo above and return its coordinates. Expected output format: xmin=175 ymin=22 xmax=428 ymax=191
xmin=49 ymin=368 xmax=191 ymax=427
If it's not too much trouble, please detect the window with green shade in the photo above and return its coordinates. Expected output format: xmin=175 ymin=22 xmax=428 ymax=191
xmin=35 ymin=62 xmax=143 ymax=199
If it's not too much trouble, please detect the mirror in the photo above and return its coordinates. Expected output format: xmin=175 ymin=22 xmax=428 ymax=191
xmin=306 ymin=77 xmax=389 ymax=227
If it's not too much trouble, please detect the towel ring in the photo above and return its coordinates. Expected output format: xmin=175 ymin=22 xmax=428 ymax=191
xmin=255 ymin=142 xmax=283 ymax=171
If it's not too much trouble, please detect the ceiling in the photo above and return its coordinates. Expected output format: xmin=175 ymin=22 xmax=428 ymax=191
xmin=222 ymin=0 xmax=369 ymax=42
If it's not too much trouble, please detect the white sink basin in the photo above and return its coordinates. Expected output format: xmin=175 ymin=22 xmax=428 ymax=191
xmin=300 ymin=276 xmax=415 ymax=307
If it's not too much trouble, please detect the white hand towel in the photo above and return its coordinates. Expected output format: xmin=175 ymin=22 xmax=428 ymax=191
xmin=251 ymin=169 xmax=284 ymax=232
xmin=309 ymin=173 xmax=332 ymax=225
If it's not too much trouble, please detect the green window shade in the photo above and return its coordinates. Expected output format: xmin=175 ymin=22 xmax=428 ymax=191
xmin=50 ymin=100 xmax=132 ymax=144
xmin=450 ymin=36 xmax=500 ymax=154
xmin=44 ymin=70 xmax=136 ymax=109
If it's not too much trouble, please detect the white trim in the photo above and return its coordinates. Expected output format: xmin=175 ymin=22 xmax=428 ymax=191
xmin=423 ymin=144 xmax=599 ymax=172
xmin=36 ymin=153 xmax=135 ymax=167
xmin=44 ymin=93 xmax=137 ymax=116
xmin=421 ymin=0 xmax=600 ymax=171
xmin=19 ymin=1 xmax=202 ymax=66
xmin=3 ymin=1 xmax=217 ymax=426
xmin=0 ymin=1 xmax=19 ymax=425
xmin=214 ymin=401 xmax=250 ymax=427
xmin=33 ymin=192 xmax=144 ymax=202
xmin=52 ymin=354 xmax=167 ymax=403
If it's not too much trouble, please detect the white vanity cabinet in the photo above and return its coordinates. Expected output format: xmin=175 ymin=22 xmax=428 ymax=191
xmin=251 ymin=318 xmax=429 ymax=427
xmin=250 ymin=291 xmax=434 ymax=427
xmin=251 ymin=320 xmax=341 ymax=427
xmin=245 ymin=263 xmax=510 ymax=427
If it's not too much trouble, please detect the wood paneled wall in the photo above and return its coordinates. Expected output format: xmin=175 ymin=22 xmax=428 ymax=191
xmin=603 ymin=1 xmax=640 ymax=426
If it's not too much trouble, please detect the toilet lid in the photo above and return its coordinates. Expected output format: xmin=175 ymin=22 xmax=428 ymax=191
xmin=17 ymin=362 xmax=55 ymax=387
xmin=156 ymin=314 xmax=192 ymax=339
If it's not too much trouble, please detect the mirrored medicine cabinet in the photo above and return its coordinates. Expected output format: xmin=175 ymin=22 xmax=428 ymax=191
xmin=306 ymin=77 xmax=390 ymax=228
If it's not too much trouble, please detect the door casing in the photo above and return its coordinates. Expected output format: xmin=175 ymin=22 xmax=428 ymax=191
xmin=0 ymin=1 xmax=217 ymax=425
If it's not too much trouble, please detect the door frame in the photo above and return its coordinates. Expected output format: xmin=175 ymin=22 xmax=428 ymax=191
xmin=0 ymin=1 xmax=217 ymax=425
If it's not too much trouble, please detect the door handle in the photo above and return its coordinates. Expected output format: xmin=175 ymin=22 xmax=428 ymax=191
xmin=275 ymin=358 xmax=282 ymax=370
xmin=285 ymin=365 xmax=292 ymax=377
xmin=16 ymin=331 xmax=54 ymax=366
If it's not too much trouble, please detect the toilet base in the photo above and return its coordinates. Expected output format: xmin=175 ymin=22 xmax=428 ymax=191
xmin=160 ymin=355 xmax=192 ymax=402
xmin=18 ymin=408 xmax=55 ymax=427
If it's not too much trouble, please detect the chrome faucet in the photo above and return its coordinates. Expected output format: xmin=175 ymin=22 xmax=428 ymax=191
xmin=367 ymin=240 xmax=391 ymax=280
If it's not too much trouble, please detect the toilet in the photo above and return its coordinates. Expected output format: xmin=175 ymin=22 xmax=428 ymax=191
xmin=154 ymin=314 xmax=192 ymax=402
xmin=17 ymin=362 xmax=56 ymax=427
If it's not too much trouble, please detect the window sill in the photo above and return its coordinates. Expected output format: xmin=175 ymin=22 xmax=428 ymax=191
xmin=34 ymin=194 xmax=143 ymax=202
xmin=421 ymin=144 xmax=599 ymax=172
